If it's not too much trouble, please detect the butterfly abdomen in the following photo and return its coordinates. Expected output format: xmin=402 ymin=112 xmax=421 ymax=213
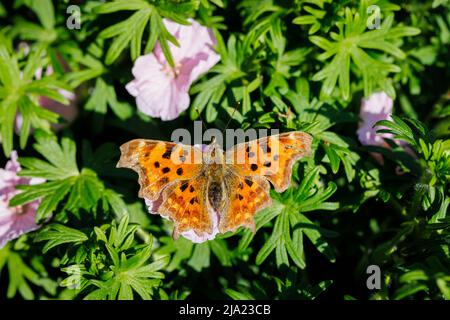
xmin=207 ymin=181 xmax=223 ymax=211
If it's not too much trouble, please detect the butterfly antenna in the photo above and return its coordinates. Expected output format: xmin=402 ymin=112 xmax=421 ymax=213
xmin=195 ymin=107 xmax=208 ymax=131
xmin=223 ymin=101 xmax=240 ymax=132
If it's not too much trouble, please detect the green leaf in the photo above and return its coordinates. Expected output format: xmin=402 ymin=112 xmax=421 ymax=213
xmin=188 ymin=242 xmax=211 ymax=272
xmin=0 ymin=245 xmax=56 ymax=299
xmin=34 ymin=178 xmax=76 ymax=221
xmin=323 ymin=143 xmax=340 ymax=174
xmin=298 ymin=214 xmax=336 ymax=262
xmin=65 ymin=169 xmax=105 ymax=212
xmin=35 ymin=224 xmax=88 ymax=253
xmin=96 ymin=0 xmax=190 ymax=65
xmin=0 ymin=46 xmax=70 ymax=155
xmin=251 ymin=166 xmax=338 ymax=267
xmin=225 ymin=288 xmax=255 ymax=300
xmin=209 ymin=239 xmax=232 ymax=267
xmin=19 ymin=0 xmax=55 ymax=30
xmin=9 ymin=132 xmax=117 ymax=221
xmin=85 ymin=78 xmax=133 ymax=119
xmin=79 ymin=218 xmax=166 ymax=300
xmin=310 ymin=3 xmax=420 ymax=99
xmin=0 ymin=96 xmax=18 ymax=156
xmin=393 ymin=283 xmax=429 ymax=300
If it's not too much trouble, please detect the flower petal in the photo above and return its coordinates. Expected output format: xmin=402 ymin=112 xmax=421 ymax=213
xmin=357 ymin=91 xmax=394 ymax=147
xmin=0 ymin=151 xmax=45 ymax=248
xmin=127 ymin=19 xmax=220 ymax=121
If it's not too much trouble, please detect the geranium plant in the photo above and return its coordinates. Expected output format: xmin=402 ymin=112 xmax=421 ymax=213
xmin=0 ymin=0 xmax=449 ymax=301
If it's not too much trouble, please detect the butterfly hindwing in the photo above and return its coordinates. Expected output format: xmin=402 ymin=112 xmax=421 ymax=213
xmin=158 ymin=176 xmax=212 ymax=237
xmin=219 ymin=174 xmax=271 ymax=233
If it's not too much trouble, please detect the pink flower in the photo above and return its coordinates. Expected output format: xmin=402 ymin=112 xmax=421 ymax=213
xmin=357 ymin=91 xmax=414 ymax=164
xmin=357 ymin=92 xmax=395 ymax=164
xmin=0 ymin=151 xmax=45 ymax=248
xmin=357 ymin=92 xmax=394 ymax=147
xmin=126 ymin=19 xmax=220 ymax=121
xmin=144 ymin=145 xmax=219 ymax=243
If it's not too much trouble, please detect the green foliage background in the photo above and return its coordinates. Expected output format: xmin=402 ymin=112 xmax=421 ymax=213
xmin=0 ymin=0 xmax=449 ymax=300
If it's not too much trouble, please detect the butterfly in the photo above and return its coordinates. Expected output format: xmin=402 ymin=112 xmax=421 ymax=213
xmin=117 ymin=131 xmax=312 ymax=242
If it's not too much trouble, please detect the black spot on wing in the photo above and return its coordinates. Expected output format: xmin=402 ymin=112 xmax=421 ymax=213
xmin=162 ymin=146 xmax=173 ymax=160
xmin=162 ymin=167 xmax=170 ymax=174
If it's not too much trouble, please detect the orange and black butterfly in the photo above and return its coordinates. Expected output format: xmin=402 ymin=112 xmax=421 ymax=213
xmin=117 ymin=132 xmax=312 ymax=241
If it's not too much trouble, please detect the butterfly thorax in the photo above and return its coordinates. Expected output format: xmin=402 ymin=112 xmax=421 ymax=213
xmin=206 ymin=173 xmax=225 ymax=212
xmin=202 ymin=142 xmax=227 ymax=212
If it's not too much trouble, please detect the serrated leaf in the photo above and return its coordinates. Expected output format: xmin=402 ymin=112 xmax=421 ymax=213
xmin=35 ymin=224 xmax=88 ymax=253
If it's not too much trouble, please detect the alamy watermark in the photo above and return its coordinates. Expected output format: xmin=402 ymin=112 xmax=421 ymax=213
xmin=171 ymin=121 xmax=279 ymax=151
xmin=62 ymin=265 xmax=82 ymax=290
xmin=66 ymin=5 xmax=81 ymax=30
xmin=367 ymin=5 xmax=381 ymax=30
xmin=167 ymin=121 xmax=281 ymax=167
xmin=366 ymin=264 xmax=381 ymax=290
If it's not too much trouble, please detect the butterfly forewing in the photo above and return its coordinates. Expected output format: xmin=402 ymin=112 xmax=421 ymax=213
xmin=117 ymin=139 xmax=203 ymax=200
xmin=225 ymin=132 xmax=312 ymax=192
